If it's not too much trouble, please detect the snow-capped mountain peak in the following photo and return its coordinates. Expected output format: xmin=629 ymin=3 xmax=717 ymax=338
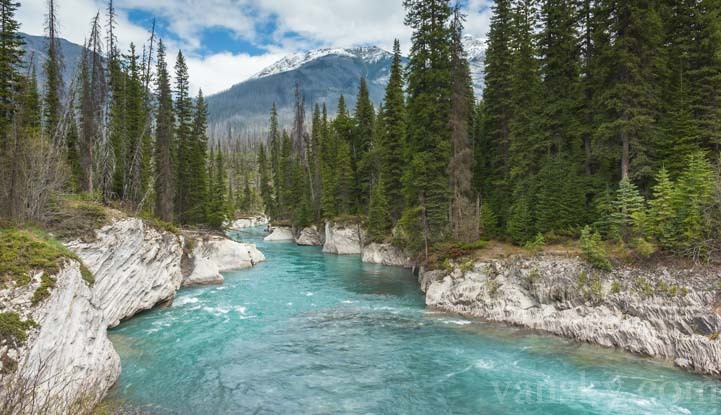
xmin=251 ymin=46 xmax=392 ymax=80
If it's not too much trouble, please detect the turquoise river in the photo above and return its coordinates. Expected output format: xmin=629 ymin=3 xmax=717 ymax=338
xmin=107 ymin=227 xmax=721 ymax=414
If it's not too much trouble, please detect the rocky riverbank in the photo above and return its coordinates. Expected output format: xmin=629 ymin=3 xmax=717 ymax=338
xmin=0 ymin=218 xmax=264 ymax=414
xmin=420 ymin=254 xmax=721 ymax=377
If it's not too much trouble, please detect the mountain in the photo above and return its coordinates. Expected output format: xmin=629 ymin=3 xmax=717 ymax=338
xmin=206 ymin=36 xmax=485 ymax=135
xmin=20 ymin=33 xmax=86 ymax=92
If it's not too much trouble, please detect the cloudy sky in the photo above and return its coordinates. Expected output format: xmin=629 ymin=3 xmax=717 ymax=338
xmin=17 ymin=0 xmax=493 ymax=95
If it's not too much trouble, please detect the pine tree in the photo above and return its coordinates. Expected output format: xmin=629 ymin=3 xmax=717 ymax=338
xmin=380 ymin=39 xmax=406 ymax=221
xmin=367 ymin=177 xmax=392 ymax=243
xmin=185 ymin=90 xmax=209 ymax=224
xmin=674 ymin=152 xmax=715 ymax=255
xmin=320 ymin=104 xmax=338 ymax=219
xmin=124 ymin=44 xmax=147 ymax=204
xmin=538 ymin=0 xmax=581 ymax=157
xmin=593 ymin=0 xmax=665 ymax=186
xmin=257 ymin=142 xmax=273 ymax=215
xmin=335 ymin=136 xmax=354 ymax=215
xmin=154 ymin=40 xmax=175 ymax=222
xmin=693 ymin=0 xmax=721 ymax=153
xmin=449 ymin=5 xmax=478 ymax=242
xmin=353 ymin=77 xmax=375 ymax=209
xmin=43 ymin=0 xmax=63 ymax=143
xmin=78 ymin=15 xmax=106 ymax=195
xmin=609 ymin=178 xmax=646 ymax=241
xmin=65 ymin=108 xmax=83 ymax=190
xmin=507 ymin=190 xmax=533 ymax=245
xmin=507 ymin=0 xmax=541 ymax=181
xmin=174 ymin=51 xmax=193 ymax=223
xmin=0 ymin=0 xmax=24 ymax=136
xmin=481 ymin=0 xmax=514 ymax=229
xmin=402 ymin=0 xmax=453 ymax=244
xmin=268 ymin=103 xmax=282 ymax=218
xmin=207 ymin=144 xmax=228 ymax=229
xmin=647 ymin=167 xmax=677 ymax=248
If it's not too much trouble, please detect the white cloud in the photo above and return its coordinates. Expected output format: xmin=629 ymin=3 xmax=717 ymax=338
xmin=16 ymin=0 xmax=494 ymax=95
xmin=185 ymin=52 xmax=286 ymax=95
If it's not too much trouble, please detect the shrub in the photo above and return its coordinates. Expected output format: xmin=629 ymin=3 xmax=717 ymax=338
xmin=486 ymin=279 xmax=500 ymax=297
xmin=459 ymin=260 xmax=475 ymax=274
xmin=524 ymin=233 xmax=546 ymax=252
xmin=0 ymin=312 xmax=37 ymax=348
xmin=711 ymin=332 xmax=719 ymax=341
xmin=632 ymin=237 xmax=657 ymax=258
xmin=611 ymin=281 xmax=622 ymax=294
xmin=580 ymin=226 xmax=612 ymax=271
xmin=31 ymin=275 xmax=56 ymax=305
xmin=634 ymin=277 xmax=654 ymax=297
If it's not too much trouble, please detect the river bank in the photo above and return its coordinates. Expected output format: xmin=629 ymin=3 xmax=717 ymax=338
xmin=104 ymin=226 xmax=721 ymax=414
xmin=0 ymin=217 xmax=264 ymax=414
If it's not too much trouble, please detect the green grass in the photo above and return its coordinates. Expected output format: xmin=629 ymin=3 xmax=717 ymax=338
xmin=0 ymin=311 xmax=37 ymax=348
xmin=0 ymin=227 xmax=94 ymax=296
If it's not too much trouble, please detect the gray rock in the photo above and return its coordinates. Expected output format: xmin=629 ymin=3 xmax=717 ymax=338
xmin=422 ymin=256 xmax=721 ymax=377
xmin=361 ymin=243 xmax=413 ymax=268
xmin=322 ymin=221 xmax=365 ymax=255
xmin=263 ymin=226 xmax=295 ymax=241
xmin=295 ymin=226 xmax=324 ymax=246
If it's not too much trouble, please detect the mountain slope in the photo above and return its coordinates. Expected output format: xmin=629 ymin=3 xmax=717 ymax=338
xmin=20 ymin=33 xmax=86 ymax=91
xmin=207 ymin=37 xmax=485 ymax=134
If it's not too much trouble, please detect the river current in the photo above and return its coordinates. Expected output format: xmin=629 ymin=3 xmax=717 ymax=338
xmin=107 ymin=226 xmax=721 ymax=414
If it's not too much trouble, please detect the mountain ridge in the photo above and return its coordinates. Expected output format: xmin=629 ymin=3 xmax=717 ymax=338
xmin=206 ymin=36 xmax=485 ymax=135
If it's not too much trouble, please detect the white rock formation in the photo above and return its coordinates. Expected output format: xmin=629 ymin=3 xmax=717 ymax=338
xmin=362 ymin=243 xmax=413 ymax=268
xmin=1 ymin=218 xmax=265 ymax=414
xmin=322 ymin=221 xmax=365 ymax=255
xmin=423 ymin=256 xmax=721 ymax=377
xmin=184 ymin=236 xmax=265 ymax=286
xmin=67 ymin=219 xmax=185 ymax=328
xmin=1 ymin=262 xmax=118 ymax=415
xmin=227 ymin=215 xmax=268 ymax=230
xmin=295 ymin=226 xmax=323 ymax=246
xmin=264 ymin=226 xmax=294 ymax=241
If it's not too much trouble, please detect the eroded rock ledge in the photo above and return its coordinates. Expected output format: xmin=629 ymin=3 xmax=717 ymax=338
xmin=421 ymin=255 xmax=721 ymax=377
xmin=1 ymin=218 xmax=264 ymax=414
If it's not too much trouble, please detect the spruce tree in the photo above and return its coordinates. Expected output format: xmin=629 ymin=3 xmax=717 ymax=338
xmin=481 ymin=0 xmax=514 ymax=229
xmin=538 ymin=0 xmax=581 ymax=157
xmin=124 ymin=44 xmax=147 ymax=204
xmin=320 ymin=103 xmax=338 ymax=219
xmin=380 ymin=39 xmax=406 ymax=221
xmin=185 ymin=90 xmax=209 ymax=224
xmin=448 ymin=5 xmax=478 ymax=242
xmin=593 ymin=0 xmax=665 ymax=186
xmin=174 ymin=51 xmax=193 ymax=223
xmin=0 ymin=0 xmax=24 ymax=136
xmin=367 ymin=177 xmax=392 ymax=243
xmin=257 ymin=142 xmax=273 ymax=216
xmin=402 ymin=0 xmax=453 ymax=243
xmin=647 ymin=167 xmax=677 ymax=248
xmin=154 ymin=40 xmax=175 ymax=222
xmin=43 ymin=0 xmax=64 ymax=143
xmin=268 ymin=103 xmax=282 ymax=217
xmin=353 ymin=77 xmax=375 ymax=209
xmin=65 ymin=108 xmax=83 ymax=191
xmin=207 ymin=144 xmax=228 ymax=229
